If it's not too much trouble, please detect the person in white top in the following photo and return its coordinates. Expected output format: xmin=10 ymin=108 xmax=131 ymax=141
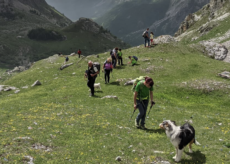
xmin=150 ymin=32 xmax=154 ymax=45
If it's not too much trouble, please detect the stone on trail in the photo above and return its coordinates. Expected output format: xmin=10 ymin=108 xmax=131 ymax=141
xmin=115 ymin=156 xmax=122 ymax=161
xmin=31 ymin=80 xmax=41 ymax=87
xmin=101 ymin=95 xmax=118 ymax=99
xmin=60 ymin=63 xmax=73 ymax=70
xmin=218 ymin=71 xmax=230 ymax=79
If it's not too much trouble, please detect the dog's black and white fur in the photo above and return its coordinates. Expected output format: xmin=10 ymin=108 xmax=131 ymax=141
xmin=159 ymin=120 xmax=200 ymax=162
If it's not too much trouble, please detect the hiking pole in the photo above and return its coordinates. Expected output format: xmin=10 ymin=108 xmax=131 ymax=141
xmin=147 ymin=101 xmax=155 ymax=117
xmin=129 ymin=109 xmax=136 ymax=122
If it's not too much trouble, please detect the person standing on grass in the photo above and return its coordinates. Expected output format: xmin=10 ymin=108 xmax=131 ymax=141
xmin=65 ymin=55 xmax=69 ymax=64
xmin=134 ymin=77 xmax=155 ymax=129
xmin=77 ymin=49 xmax=82 ymax=58
xmin=117 ymin=49 xmax=123 ymax=65
xmin=143 ymin=28 xmax=150 ymax=47
xmin=102 ymin=58 xmax=113 ymax=84
xmin=111 ymin=47 xmax=118 ymax=68
xmin=85 ymin=61 xmax=99 ymax=97
xmin=150 ymin=32 xmax=154 ymax=45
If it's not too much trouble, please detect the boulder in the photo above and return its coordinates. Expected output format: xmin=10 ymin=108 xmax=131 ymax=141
xmin=218 ymin=71 xmax=230 ymax=79
xmin=31 ymin=80 xmax=42 ymax=87
xmin=60 ymin=63 xmax=73 ymax=70
xmin=200 ymin=41 xmax=228 ymax=60
xmin=101 ymin=95 xmax=118 ymax=99
xmin=154 ymin=35 xmax=176 ymax=44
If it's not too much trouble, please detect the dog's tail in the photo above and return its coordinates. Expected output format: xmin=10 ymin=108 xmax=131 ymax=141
xmin=194 ymin=139 xmax=201 ymax=146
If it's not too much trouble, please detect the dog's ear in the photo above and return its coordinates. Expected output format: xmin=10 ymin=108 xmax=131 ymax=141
xmin=171 ymin=120 xmax=177 ymax=126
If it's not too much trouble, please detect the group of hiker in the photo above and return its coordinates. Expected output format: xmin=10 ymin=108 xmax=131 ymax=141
xmin=142 ymin=28 xmax=154 ymax=47
xmin=84 ymin=46 xmax=154 ymax=130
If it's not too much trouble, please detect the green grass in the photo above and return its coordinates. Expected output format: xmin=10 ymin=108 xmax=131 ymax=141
xmin=0 ymin=43 xmax=230 ymax=163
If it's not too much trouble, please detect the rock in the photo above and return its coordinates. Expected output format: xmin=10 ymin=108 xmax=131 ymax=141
xmin=218 ymin=71 xmax=230 ymax=79
xmin=142 ymin=59 xmax=150 ymax=62
xmin=154 ymin=35 xmax=176 ymax=44
xmin=115 ymin=156 xmax=122 ymax=161
xmin=60 ymin=63 xmax=74 ymax=70
xmin=191 ymin=37 xmax=199 ymax=41
xmin=101 ymin=95 xmax=118 ymax=99
xmin=23 ymin=156 xmax=34 ymax=164
xmin=22 ymin=86 xmax=28 ymax=89
xmin=200 ymin=41 xmax=228 ymax=60
xmin=14 ymin=90 xmax=20 ymax=94
xmin=69 ymin=52 xmax=75 ymax=56
xmin=124 ymin=79 xmax=135 ymax=85
xmin=13 ymin=137 xmax=32 ymax=141
xmin=31 ymin=80 xmax=42 ymax=87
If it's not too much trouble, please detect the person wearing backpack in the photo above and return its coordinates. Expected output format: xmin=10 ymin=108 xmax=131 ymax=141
xmin=117 ymin=49 xmax=123 ymax=65
xmin=77 ymin=49 xmax=82 ymax=58
xmin=128 ymin=56 xmax=137 ymax=66
xmin=134 ymin=77 xmax=155 ymax=129
xmin=85 ymin=61 xmax=99 ymax=97
xmin=102 ymin=57 xmax=113 ymax=84
xmin=111 ymin=47 xmax=118 ymax=68
xmin=143 ymin=28 xmax=150 ymax=48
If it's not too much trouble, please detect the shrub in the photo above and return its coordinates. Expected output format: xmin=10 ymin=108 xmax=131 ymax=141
xmin=27 ymin=28 xmax=63 ymax=41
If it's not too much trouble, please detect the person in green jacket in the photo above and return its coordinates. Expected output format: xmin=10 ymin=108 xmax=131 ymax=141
xmin=128 ymin=56 xmax=137 ymax=66
xmin=134 ymin=77 xmax=155 ymax=129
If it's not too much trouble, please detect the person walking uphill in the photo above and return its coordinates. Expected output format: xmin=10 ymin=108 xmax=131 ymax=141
xmin=85 ymin=61 xmax=99 ymax=97
xmin=111 ymin=47 xmax=118 ymax=68
xmin=134 ymin=77 xmax=155 ymax=129
xmin=102 ymin=58 xmax=113 ymax=84
xmin=143 ymin=28 xmax=150 ymax=47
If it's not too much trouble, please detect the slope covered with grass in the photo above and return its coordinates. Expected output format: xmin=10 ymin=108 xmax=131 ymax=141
xmin=0 ymin=43 xmax=230 ymax=163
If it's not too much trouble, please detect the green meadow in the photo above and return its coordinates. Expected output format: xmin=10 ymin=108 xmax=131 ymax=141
xmin=0 ymin=43 xmax=230 ymax=163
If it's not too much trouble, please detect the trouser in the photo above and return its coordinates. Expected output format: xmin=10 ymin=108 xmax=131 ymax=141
xmin=104 ymin=69 xmax=111 ymax=83
xmin=136 ymin=100 xmax=149 ymax=126
xmin=112 ymin=58 xmax=117 ymax=68
xmin=145 ymin=38 xmax=150 ymax=47
xmin=118 ymin=57 xmax=123 ymax=65
xmin=78 ymin=53 xmax=81 ymax=58
xmin=87 ymin=78 xmax=96 ymax=95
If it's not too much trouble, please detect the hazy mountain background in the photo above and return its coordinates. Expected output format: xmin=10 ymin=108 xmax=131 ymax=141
xmin=0 ymin=0 xmax=128 ymax=68
xmin=45 ymin=0 xmax=131 ymax=21
xmin=45 ymin=0 xmax=210 ymax=46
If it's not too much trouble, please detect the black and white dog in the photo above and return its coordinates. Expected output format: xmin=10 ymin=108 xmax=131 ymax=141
xmin=159 ymin=120 xmax=200 ymax=162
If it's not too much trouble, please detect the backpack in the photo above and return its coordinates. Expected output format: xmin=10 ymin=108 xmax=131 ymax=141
xmin=104 ymin=60 xmax=112 ymax=70
xmin=93 ymin=62 xmax=100 ymax=76
xmin=131 ymin=76 xmax=146 ymax=92
xmin=142 ymin=30 xmax=146 ymax=37
xmin=133 ymin=56 xmax=138 ymax=61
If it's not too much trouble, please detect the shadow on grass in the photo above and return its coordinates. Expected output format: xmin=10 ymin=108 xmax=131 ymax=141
xmin=109 ymin=81 xmax=120 ymax=86
xmin=94 ymin=91 xmax=103 ymax=93
xmin=182 ymin=150 xmax=206 ymax=164
xmin=140 ymin=128 xmax=165 ymax=134
xmin=91 ymin=95 xmax=101 ymax=98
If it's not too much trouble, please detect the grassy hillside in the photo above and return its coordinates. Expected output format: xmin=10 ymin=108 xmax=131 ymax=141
xmin=0 ymin=43 xmax=230 ymax=163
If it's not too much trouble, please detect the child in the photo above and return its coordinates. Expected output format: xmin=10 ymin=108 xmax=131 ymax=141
xmin=117 ymin=49 xmax=123 ymax=65
xmin=150 ymin=32 xmax=154 ymax=45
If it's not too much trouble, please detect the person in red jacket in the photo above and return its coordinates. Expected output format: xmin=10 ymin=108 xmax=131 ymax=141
xmin=77 ymin=49 xmax=82 ymax=58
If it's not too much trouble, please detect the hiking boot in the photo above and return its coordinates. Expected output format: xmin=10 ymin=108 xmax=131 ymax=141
xmin=135 ymin=119 xmax=139 ymax=128
xmin=140 ymin=125 xmax=147 ymax=130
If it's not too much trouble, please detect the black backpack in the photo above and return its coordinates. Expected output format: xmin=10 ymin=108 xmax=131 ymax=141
xmin=93 ymin=62 xmax=100 ymax=76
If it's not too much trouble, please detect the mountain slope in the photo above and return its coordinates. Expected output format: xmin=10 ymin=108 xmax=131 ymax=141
xmin=46 ymin=0 xmax=130 ymax=21
xmin=95 ymin=0 xmax=209 ymax=46
xmin=0 ymin=0 xmax=129 ymax=68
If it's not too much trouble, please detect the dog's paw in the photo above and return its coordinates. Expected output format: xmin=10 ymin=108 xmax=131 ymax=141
xmin=175 ymin=158 xmax=181 ymax=162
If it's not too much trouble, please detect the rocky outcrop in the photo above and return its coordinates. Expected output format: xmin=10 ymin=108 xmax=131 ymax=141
xmin=175 ymin=0 xmax=227 ymax=37
xmin=154 ymin=35 xmax=176 ymax=44
xmin=200 ymin=41 xmax=228 ymax=60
